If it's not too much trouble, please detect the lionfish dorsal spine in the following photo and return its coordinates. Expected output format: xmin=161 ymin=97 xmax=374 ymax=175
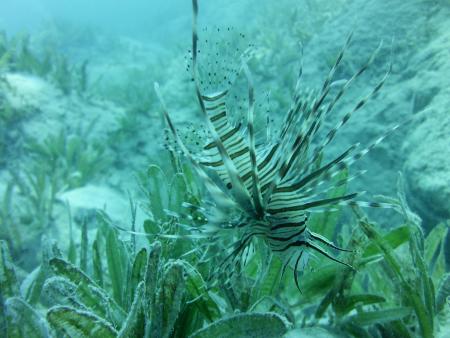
xmin=242 ymin=59 xmax=264 ymax=217
xmin=191 ymin=0 xmax=256 ymax=215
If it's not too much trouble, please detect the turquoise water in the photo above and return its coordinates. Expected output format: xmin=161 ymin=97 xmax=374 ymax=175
xmin=1 ymin=1 xmax=449 ymax=337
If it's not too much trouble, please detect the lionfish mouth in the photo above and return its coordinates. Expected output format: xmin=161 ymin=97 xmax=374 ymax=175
xmin=154 ymin=0 xmax=399 ymax=290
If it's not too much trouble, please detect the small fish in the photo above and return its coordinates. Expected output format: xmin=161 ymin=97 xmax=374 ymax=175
xmin=155 ymin=0 xmax=399 ymax=290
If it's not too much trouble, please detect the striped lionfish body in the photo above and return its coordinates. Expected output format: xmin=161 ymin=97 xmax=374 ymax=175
xmin=155 ymin=0 xmax=397 ymax=288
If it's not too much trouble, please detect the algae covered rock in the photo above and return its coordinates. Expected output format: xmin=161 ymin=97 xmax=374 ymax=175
xmin=402 ymin=10 xmax=450 ymax=226
xmin=299 ymin=0 xmax=450 ymax=225
xmin=3 ymin=71 xmax=124 ymax=146
xmin=404 ymin=110 xmax=450 ymax=225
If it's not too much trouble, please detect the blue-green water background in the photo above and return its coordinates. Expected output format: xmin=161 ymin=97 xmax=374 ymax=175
xmin=1 ymin=0 xmax=449 ymax=324
xmin=3 ymin=1 xmax=449 ymax=225
xmin=2 ymin=0 xmax=450 ymax=257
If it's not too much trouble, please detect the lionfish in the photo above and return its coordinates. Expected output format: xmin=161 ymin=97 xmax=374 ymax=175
xmin=154 ymin=0 xmax=398 ymax=288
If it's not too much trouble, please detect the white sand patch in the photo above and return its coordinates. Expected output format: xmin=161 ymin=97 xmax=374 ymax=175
xmin=57 ymin=185 xmax=132 ymax=225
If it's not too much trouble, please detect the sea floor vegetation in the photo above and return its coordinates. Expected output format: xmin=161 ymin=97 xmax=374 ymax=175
xmin=0 ymin=164 xmax=448 ymax=337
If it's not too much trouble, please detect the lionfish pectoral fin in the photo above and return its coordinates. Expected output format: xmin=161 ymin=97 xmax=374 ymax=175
xmin=309 ymin=231 xmax=354 ymax=253
xmin=307 ymin=240 xmax=355 ymax=271
xmin=207 ymin=230 xmax=258 ymax=281
xmin=293 ymin=251 xmax=304 ymax=293
xmin=280 ymin=255 xmax=292 ymax=282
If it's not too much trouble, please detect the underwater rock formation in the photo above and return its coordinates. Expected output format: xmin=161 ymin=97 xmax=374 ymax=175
xmin=299 ymin=0 xmax=450 ymax=226
xmin=3 ymin=72 xmax=124 ymax=145
xmin=402 ymin=10 xmax=450 ymax=226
